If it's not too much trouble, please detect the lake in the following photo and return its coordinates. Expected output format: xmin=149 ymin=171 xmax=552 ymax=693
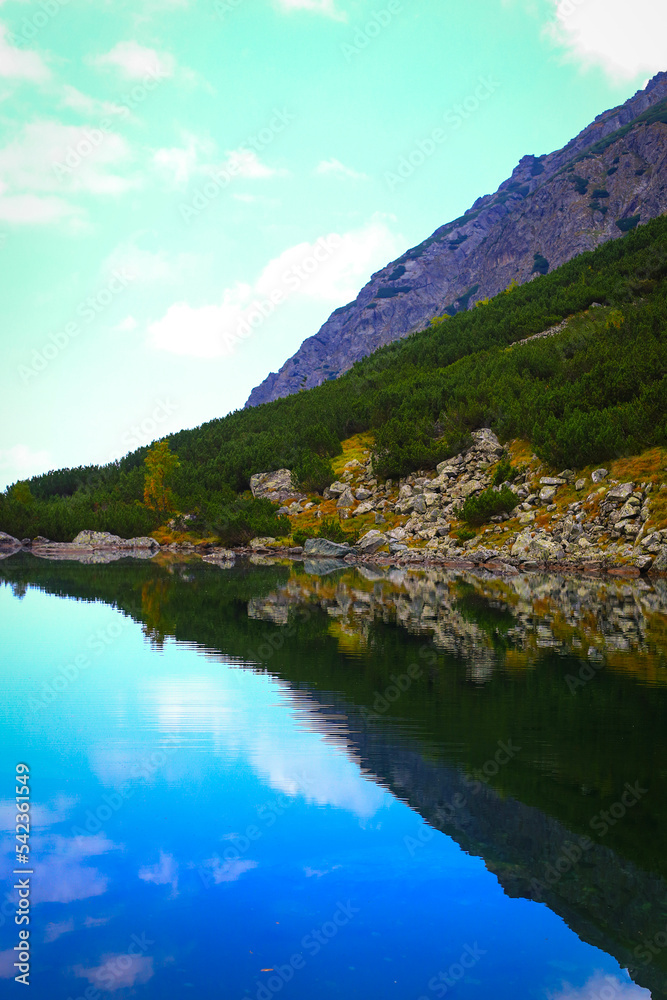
xmin=1 ymin=552 xmax=666 ymax=999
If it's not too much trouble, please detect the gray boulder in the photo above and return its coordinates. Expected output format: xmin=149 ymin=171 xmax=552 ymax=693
xmin=303 ymin=538 xmax=351 ymax=558
xmin=357 ymin=530 xmax=389 ymax=554
xmin=591 ymin=468 xmax=609 ymax=483
xmin=336 ymin=488 xmax=356 ymax=508
xmin=0 ymin=531 xmax=20 ymax=548
xmin=606 ymin=482 xmax=634 ymax=501
xmin=250 ymin=469 xmax=305 ymax=502
xmin=510 ymin=531 xmax=564 ymax=563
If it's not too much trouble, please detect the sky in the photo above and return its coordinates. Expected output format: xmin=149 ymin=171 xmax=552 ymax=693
xmin=0 ymin=0 xmax=665 ymax=490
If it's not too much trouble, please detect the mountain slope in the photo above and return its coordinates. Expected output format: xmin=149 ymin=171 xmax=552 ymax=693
xmin=246 ymin=72 xmax=667 ymax=408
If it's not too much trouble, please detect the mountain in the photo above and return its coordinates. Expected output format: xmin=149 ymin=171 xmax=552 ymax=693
xmin=246 ymin=72 xmax=667 ymax=408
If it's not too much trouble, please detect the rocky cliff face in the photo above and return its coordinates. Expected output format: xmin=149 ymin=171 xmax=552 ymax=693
xmin=246 ymin=72 xmax=667 ymax=408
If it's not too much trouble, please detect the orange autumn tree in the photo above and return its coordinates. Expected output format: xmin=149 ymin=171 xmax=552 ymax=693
xmin=143 ymin=440 xmax=180 ymax=518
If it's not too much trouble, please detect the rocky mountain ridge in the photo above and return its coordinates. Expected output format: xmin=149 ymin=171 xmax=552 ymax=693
xmin=246 ymin=72 xmax=667 ymax=407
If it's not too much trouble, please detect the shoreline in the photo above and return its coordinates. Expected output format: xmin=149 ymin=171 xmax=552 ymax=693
xmin=0 ymin=536 xmax=663 ymax=580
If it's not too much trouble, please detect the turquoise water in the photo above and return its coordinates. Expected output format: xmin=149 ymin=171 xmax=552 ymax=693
xmin=0 ymin=555 xmax=665 ymax=998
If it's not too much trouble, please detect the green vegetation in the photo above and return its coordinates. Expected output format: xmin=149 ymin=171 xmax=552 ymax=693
xmin=292 ymin=515 xmax=355 ymax=548
xmin=531 ymin=253 xmax=549 ymax=276
xmin=572 ymin=174 xmax=589 ymax=195
xmin=616 ymin=214 xmax=641 ymax=232
xmin=492 ymin=456 xmax=517 ymax=486
xmin=460 ymin=486 xmax=519 ymax=526
xmin=3 ymin=215 xmax=667 ymax=542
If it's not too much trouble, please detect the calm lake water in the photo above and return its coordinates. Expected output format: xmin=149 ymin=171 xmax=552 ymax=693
xmin=1 ymin=553 xmax=666 ymax=999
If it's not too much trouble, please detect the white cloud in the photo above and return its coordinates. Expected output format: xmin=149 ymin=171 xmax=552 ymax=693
xmin=60 ymin=84 xmax=128 ymax=119
xmin=153 ymin=137 xmax=283 ymax=190
xmin=138 ymin=851 xmax=179 ymax=895
xmin=44 ymin=918 xmax=75 ymax=943
xmin=0 ymin=23 xmax=50 ymax=82
xmin=113 ymin=315 xmax=139 ymax=333
xmin=0 ymin=121 xmax=136 ymax=196
xmin=274 ymin=0 xmax=347 ymax=20
xmin=149 ymin=215 xmax=400 ymax=358
xmin=315 ymin=157 xmax=369 ymax=180
xmin=91 ymin=40 xmax=176 ymax=80
xmin=0 ymin=192 xmax=84 ymax=227
xmin=0 ymin=444 xmax=51 ymax=486
xmin=74 ymin=954 xmax=154 ymax=992
xmin=102 ymin=240 xmax=197 ymax=284
xmin=199 ymin=857 xmax=258 ymax=884
xmin=544 ymin=0 xmax=667 ymax=81
xmin=549 ymin=972 xmax=651 ymax=1000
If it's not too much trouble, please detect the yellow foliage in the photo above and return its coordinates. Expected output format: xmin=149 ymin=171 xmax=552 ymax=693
xmin=143 ymin=440 xmax=180 ymax=516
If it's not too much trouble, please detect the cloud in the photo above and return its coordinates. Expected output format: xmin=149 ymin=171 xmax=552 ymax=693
xmin=315 ymin=158 xmax=369 ymax=180
xmin=0 ymin=192 xmax=85 ymax=227
xmin=543 ymin=0 xmax=667 ymax=81
xmin=549 ymin=973 xmax=651 ymax=1000
xmin=74 ymin=954 xmax=154 ymax=992
xmin=0 ymin=121 xmax=136 ymax=197
xmin=274 ymin=0 xmax=347 ymax=20
xmin=102 ymin=241 xmax=196 ymax=284
xmin=113 ymin=315 xmax=138 ymax=333
xmin=0 ymin=950 xmax=18 ymax=979
xmin=0 ymin=444 xmax=51 ymax=484
xmin=149 ymin=215 xmax=400 ymax=357
xmin=60 ymin=84 xmax=128 ymax=119
xmin=153 ymin=137 xmax=283 ymax=190
xmin=138 ymin=851 xmax=179 ymax=895
xmin=200 ymin=857 xmax=258 ymax=884
xmin=0 ymin=23 xmax=50 ymax=82
xmin=44 ymin=918 xmax=75 ymax=943
xmin=91 ymin=40 xmax=176 ymax=79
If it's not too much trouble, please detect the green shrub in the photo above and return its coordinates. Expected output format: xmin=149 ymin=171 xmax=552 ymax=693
xmin=292 ymin=527 xmax=315 ymax=548
xmin=455 ymin=528 xmax=476 ymax=544
xmin=293 ymin=452 xmax=334 ymax=493
xmin=532 ymin=253 xmax=549 ymax=276
xmin=616 ymin=215 xmax=641 ymax=232
xmin=591 ymin=188 xmax=610 ymax=198
xmin=318 ymin=516 xmax=355 ymax=544
xmin=460 ymin=487 xmax=519 ymax=526
xmin=209 ymin=497 xmax=290 ymax=546
xmin=492 ymin=457 xmax=516 ymax=486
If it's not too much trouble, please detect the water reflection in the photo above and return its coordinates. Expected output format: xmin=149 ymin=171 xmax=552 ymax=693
xmin=0 ymin=554 xmax=665 ymax=998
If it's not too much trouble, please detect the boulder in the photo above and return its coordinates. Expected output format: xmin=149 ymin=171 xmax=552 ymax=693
xmin=471 ymin=428 xmax=503 ymax=453
xmin=651 ymin=546 xmax=667 ymax=572
xmin=357 ymin=530 xmax=389 ymax=554
xmin=250 ymin=469 xmax=305 ymax=502
xmin=0 ymin=531 xmax=20 ymax=548
xmin=411 ymin=495 xmax=427 ymax=514
xmin=355 ymin=501 xmax=375 ymax=515
xmin=510 ymin=531 xmax=564 ymax=563
xmin=336 ymin=488 xmax=356 ymax=509
xmin=539 ymin=486 xmax=557 ymax=502
xmin=540 ymin=477 xmax=566 ymax=487
xmin=459 ymin=480 xmax=485 ymax=498
xmin=606 ymin=482 xmax=634 ymax=502
xmin=328 ymin=481 xmax=348 ymax=496
xmin=355 ymin=488 xmax=373 ymax=501
xmin=591 ymin=468 xmax=609 ymax=483
xmin=575 ymin=479 xmax=587 ymax=491
xmin=250 ymin=536 xmax=276 ymax=549
xmin=303 ymin=538 xmax=351 ymax=558
xmin=72 ymin=531 xmax=159 ymax=549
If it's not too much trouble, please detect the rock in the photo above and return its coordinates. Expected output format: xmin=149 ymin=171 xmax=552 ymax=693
xmin=606 ymin=482 xmax=634 ymax=501
xmin=471 ymin=428 xmax=502 ymax=453
xmin=355 ymin=501 xmax=375 ymax=515
xmin=72 ymin=531 xmax=159 ymax=549
xmin=33 ymin=535 xmax=51 ymax=544
xmin=558 ymin=470 xmax=575 ymax=481
xmin=355 ymin=488 xmax=373 ymax=501
xmin=575 ymin=479 xmax=587 ymax=491
xmin=618 ymin=499 xmax=641 ymax=519
xmin=518 ymin=512 xmax=536 ymax=525
xmin=344 ymin=459 xmax=363 ymax=470
xmin=21 ymin=538 xmax=31 ymax=547
xmin=250 ymin=536 xmax=276 ymax=549
xmin=387 ymin=527 xmax=407 ymax=541
xmin=635 ymin=555 xmax=653 ymax=573
xmin=540 ymin=477 xmax=566 ymax=486
xmin=304 ymin=558 xmax=349 ymax=576
xmin=459 ymin=480 xmax=485 ymax=498
xmin=411 ymin=495 xmax=427 ymax=515
xmin=539 ymin=486 xmax=557 ymax=502
xmin=374 ymin=513 xmax=386 ymax=525
xmin=250 ymin=469 xmax=304 ymax=503
xmin=510 ymin=531 xmax=564 ymax=563
xmin=336 ymin=488 xmax=356 ymax=508
xmin=0 ymin=531 xmax=20 ymax=548
xmin=651 ymin=546 xmax=667 ymax=572
xmin=327 ymin=481 xmax=347 ymax=496
xmin=357 ymin=530 xmax=389 ymax=554
xmin=436 ymin=463 xmax=459 ymax=477
xmin=303 ymin=538 xmax=351 ymax=558
xmin=591 ymin=468 xmax=609 ymax=483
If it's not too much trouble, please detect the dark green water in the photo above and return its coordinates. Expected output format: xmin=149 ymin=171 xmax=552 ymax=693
xmin=1 ymin=552 xmax=665 ymax=998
